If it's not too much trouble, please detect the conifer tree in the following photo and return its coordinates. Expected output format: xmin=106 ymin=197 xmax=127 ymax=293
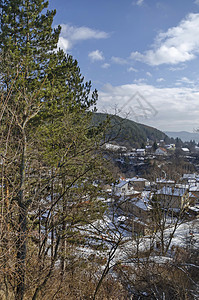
xmin=0 ymin=2 xmax=61 ymax=299
xmin=0 ymin=1 xmax=110 ymax=299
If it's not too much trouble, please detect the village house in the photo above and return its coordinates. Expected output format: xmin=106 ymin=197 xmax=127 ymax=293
xmin=127 ymin=198 xmax=150 ymax=221
xmin=165 ymin=144 xmax=176 ymax=151
xmin=156 ymin=186 xmax=196 ymax=210
xmin=181 ymin=147 xmax=190 ymax=154
xmin=156 ymin=179 xmax=175 ymax=189
xmin=195 ymin=146 xmax=199 ymax=152
xmin=189 ymin=185 xmax=199 ymax=205
xmin=188 ymin=205 xmax=199 ymax=218
xmin=120 ymin=196 xmax=152 ymax=235
xmin=128 ymin=176 xmax=150 ymax=191
xmin=136 ymin=148 xmax=146 ymax=156
xmin=112 ymin=179 xmax=142 ymax=198
xmin=181 ymin=173 xmax=199 ymax=185
xmin=145 ymin=145 xmax=152 ymax=153
xmin=155 ymin=147 xmax=167 ymax=156
xmin=112 ymin=180 xmax=129 ymax=196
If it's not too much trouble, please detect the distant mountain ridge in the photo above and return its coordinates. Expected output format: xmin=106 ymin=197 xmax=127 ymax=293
xmin=165 ymin=131 xmax=199 ymax=143
xmin=92 ymin=113 xmax=168 ymax=148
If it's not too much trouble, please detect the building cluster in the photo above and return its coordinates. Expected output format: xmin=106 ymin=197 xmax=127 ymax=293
xmin=104 ymin=140 xmax=199 ymax=158
xmin=110 ymin=174 xmax=199 ymax=236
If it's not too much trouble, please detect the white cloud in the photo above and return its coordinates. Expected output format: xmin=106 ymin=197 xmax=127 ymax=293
xmin=57 ymin=24 xmax=109 ymax=51
xmin=146 ymin=72 xmax=152 ymax=77
xmin=111 ymin=56 xmax=128 ymax=65
xmin=130 ymin=13 xmax=199 ymax=65
xmin=127 ymin=67 xmax=138 ymax=72
xmin=57 ymin=37 xmax=70 ymax=52
xmin=133 ymin=78 xmax=147 ymax=84
xmin=179 ymin=77 xmax=192 ymax=83
xmin=134 ymin=0 xmax=144 ymax=6
xmin=102 ymin=63 xmax=110 ymax=69
xmin=97 ymin=82 xmax=199 ymax=131
xmin=195 ymin=0 xmax=199 ymax=5
xmin=176 ymin=77 xmax=195 ymax=85
xmin=156 ymin=78 xmax=165 ymax=82
xmin=130 ymin=51 xmax=145 ymax=61
xmin=88 ymin=50 xmax=104 ymax=62
xmin=169 ymin=65 xmax=186 ymax=71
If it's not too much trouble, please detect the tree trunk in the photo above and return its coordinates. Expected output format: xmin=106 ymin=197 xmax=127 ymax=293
xmin=60 ymin=192 xmax=67 ymax=274
xmin=16 ymin=132 xmax=27 ymax=300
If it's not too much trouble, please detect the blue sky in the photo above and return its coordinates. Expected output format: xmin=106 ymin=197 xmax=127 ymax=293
xmin=49 ymin=0 xmax=199 ymax=132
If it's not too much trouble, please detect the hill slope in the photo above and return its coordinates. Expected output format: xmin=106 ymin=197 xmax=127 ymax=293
xmin=92 ymin=113 xmax=168 ymax=148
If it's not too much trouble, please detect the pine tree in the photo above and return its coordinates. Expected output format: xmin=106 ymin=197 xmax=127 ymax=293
xmin=0 ymin=2 xmax=61 ymax=299
xmin=0 ymin=1 xmax=110 ymax=299
xmin=30 ymin=54 xmax=110 ymax=298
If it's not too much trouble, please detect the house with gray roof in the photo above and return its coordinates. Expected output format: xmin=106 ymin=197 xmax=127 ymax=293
xmin=156 ymin=187 xmax=195 ymax=210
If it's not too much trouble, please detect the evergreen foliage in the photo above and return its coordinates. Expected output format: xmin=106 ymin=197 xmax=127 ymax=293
xmin=92 ymin=112 xmax=168 ymax=148
xmin=0 ymin=1 xmax=111 ymax=299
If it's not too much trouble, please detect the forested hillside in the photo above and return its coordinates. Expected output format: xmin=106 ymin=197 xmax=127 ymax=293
xmin=93 ymin=112 xmax=168 ymax=148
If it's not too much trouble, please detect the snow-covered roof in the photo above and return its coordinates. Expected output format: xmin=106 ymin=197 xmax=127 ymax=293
xmin=182 ymin=173 xmax=196 ymax=179
xmin=188 ymin=179 xmax=196 ymax=183
xmin=130 ymin=190 xmax=141 ymax=195
xmin=175 ymin=184 xmax=189 ymax=189
xmin=136 ymin=148 xmax=145 ymax=152
xmin=132 ymin=199 xmax=149 ymax=211
xmin=128 ymin=177 xmax=147 ymax=182
xmin=189 ymin=184 xmax=199 ymax=192
xmin=156 ymin=179 xmax=175 ymax=184
xmin=115 ymin=180 xmax=128 ymax=188
xmin=125 ymin=190 xmax=141 ymax=196
xmin=181 ymin=148 xmax=190 ymax=152
xmin=189 ymin=206 xmax=199 ymax=212
xmin=117 ymin=216 xmax=127 ymax=222
xmin=157 ymin=187 xmax=188 ymax=197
